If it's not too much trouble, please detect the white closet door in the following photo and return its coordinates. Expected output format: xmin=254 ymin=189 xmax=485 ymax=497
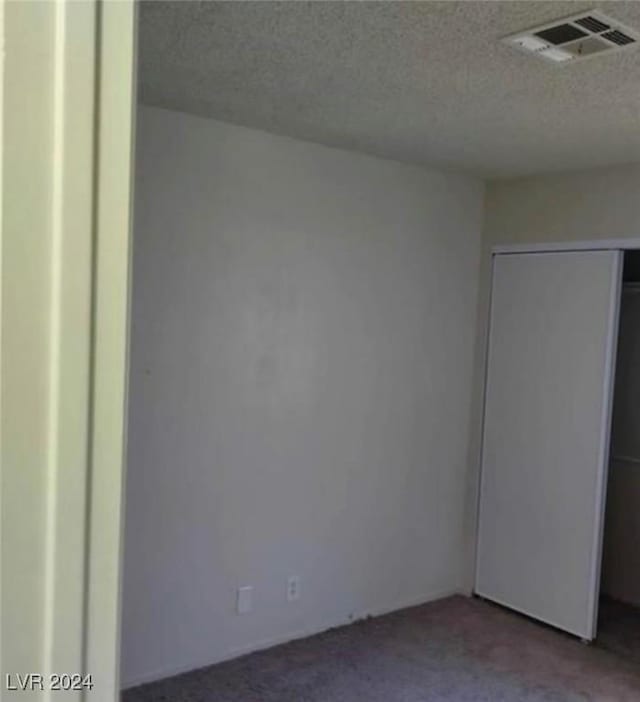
xmin=476 ymin=250 xmax=622 ymax=640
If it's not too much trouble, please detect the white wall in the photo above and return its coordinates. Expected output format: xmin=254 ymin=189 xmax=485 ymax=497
xmin=465 ymin=164 xmax=640 ymax=592
xmin=122 ymin=106 xmax=484 ymax=687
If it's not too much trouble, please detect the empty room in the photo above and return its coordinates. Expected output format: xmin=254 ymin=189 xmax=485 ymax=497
xmin=5 ymin=1 xmax=640 ymax=701
xmin=119 ymin=2 xmax=640 ymax=699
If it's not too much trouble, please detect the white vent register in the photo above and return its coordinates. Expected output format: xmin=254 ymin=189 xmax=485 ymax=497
xmin=504 ymin=9 xmax=639 ymax=64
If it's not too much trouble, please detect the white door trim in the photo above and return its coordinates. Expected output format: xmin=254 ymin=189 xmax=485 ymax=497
xmin=1 ymin=2 xmax=136 ymax=699
xmin=493 ymin=238 xmax=640 ymax=255
xmin=85 ymin=2 xmax=137 ymax=698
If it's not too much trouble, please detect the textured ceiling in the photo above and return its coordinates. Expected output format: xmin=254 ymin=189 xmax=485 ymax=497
xmin=138 ymin=1 xmax=640 ymax=178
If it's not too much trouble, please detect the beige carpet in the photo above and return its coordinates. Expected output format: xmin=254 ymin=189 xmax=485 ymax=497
xmin=123 ymin=595 xmax=640 ymax=701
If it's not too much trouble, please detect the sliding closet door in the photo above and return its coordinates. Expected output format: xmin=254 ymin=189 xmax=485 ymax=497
xmin=476 ymin=250 xmax=622 ymax=640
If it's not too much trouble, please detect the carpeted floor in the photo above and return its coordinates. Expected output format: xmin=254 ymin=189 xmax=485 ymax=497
xmin=123 ymin=595 xmax=640 ymax=702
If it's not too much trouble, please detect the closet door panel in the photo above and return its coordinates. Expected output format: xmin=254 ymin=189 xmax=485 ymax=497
xmin=476 ymin=250 xmax=621 ymax=640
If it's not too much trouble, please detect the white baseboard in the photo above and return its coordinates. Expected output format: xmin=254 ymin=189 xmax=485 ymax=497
xmin=122 ymin=586 xmax=464 ymax=690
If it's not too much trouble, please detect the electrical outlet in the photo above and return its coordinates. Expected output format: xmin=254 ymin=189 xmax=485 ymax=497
xmin=237 ymin=585 xmax=253 ymax=614
xmin=287 ymin=576 xmax=300 ymax=602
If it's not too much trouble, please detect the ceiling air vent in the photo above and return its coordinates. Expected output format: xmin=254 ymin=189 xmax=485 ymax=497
xmin=504 ymin=9 xmax=639 ymax=64
xmin=602 ymin=29 xmax=636 ymax=46
xmin=574 ymin=16 xmax=610 ymax=34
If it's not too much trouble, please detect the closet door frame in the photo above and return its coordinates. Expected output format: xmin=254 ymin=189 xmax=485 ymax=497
xmin=474 ymin=242 xmax=627 ymax=641
xmin=493 ymin=239 xmax=640 ymax=254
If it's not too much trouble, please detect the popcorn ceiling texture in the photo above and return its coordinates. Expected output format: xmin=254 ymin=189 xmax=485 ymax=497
xmin=138 ymin=1 xmax=640 ymax=178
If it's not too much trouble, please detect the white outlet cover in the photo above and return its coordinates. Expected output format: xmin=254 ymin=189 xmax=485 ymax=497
xmin=236 ymin=585 xmax=253 ymax=614
xmin=287 ymin=576 xmax=301 ymax=602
